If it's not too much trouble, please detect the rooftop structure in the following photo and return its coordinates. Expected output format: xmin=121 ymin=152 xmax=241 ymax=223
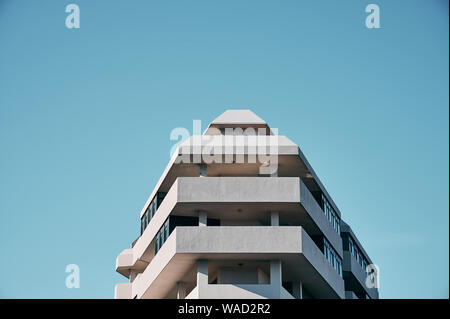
xmin=114 ymin=110 xmax=379 ymax=299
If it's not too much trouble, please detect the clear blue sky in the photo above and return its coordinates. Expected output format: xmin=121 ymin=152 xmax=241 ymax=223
xmin=0 ymin=0 xmax=448 ymax=298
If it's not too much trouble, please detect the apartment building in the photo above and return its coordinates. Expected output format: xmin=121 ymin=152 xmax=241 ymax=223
xmin=114 ymin=109 xmax=379 ymax=299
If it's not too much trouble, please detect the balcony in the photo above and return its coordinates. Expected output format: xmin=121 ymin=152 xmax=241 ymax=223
xmin=114 ymin=283 xmax=132 ymax=299
xmin=186 ymin=284 xmax=294 ymax=299
xmin=342 ymin=251 xmax=379 ymax=299
xmin=116 ymin=177 xmax=344 ymax=279
xmin=130 ymin=226 xmax=345 ymax=299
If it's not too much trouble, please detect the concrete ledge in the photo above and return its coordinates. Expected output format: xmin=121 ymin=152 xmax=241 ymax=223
xmin=197 ymin=284 xmax=294 ymax=299
xmin=176 ymin=226 xmax=302 ymax=254
xmin=116 ymin=249 xmax=133 ymax=276
xmin=115 ymin=283 xmax=132 ymax=299
xmin=177 ymin=177 xmax=300 ymax=203
xmin=131 ymin=226 xmax=345 ymax=299
xmin=118 ymin=177 xmax=342 ymax=280
xmin=178 ymin=135 xmax=300 ymax=156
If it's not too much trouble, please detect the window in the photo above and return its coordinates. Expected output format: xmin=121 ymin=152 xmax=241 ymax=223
xmin=151 ymin=202 xmax=156 ymax=218
xmin=323 ymin=238 xmax=342 ymax=277
xmin=337 ymin=260 xmax=342 ymax=277
xmin=164 ymin=220 xmax=169 ymax=239
xmin=160 ymin=226 xmax=165 ymax=244
xmin=140 ymin=192 xmax=167 ymax=234
xmin=153 ymin=215 xmax=203 ymax=256
xmin=154 ymin=217 xmax=175 ymax=255
xmin=321 ymin=194 xmax=341 ymax=235
xmin=155 ymin=231 xmax=161 ymax=253
xmin=346 ymin=235 xmax=369 ymax=273
xmin=349 ymin=237 xmax=355 ymax=256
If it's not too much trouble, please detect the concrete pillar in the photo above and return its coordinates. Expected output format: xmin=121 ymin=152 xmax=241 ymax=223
xmin=198 ymin=210 xmax=207 ymax=226
xmin=270 ymin=168 xmax=278 ymax=177
xmin=257 ymin=267 xmax=270 ymax=284
xmin=292 ymin=281 xmax=303 ymax=299
xmin=176 ymin=282 xmax=186 ymax=299
xmin=199 ymin=163 xmax=207 ymax=177
xmin=197 ymin=259 xmax=208 ymax=298
xmin=270 ymin=211 xmax=279 ymax=226
xmin=129 ymin=270 xmax=137 ymax=282
xmin=270 ymin=260 xmax=282 ymax=297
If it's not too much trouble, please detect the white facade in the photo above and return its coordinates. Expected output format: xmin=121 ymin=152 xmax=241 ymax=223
xmin=114 ymin=110 xmax=378 ymax=299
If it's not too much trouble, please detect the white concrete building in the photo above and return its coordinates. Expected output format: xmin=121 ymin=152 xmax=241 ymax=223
xmin=115 ymin=110 xmax=379 ymax=299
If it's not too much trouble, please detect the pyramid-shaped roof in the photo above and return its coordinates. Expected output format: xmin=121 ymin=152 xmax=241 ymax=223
xmin=210 ymin=109 xmax=266 ymax=125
